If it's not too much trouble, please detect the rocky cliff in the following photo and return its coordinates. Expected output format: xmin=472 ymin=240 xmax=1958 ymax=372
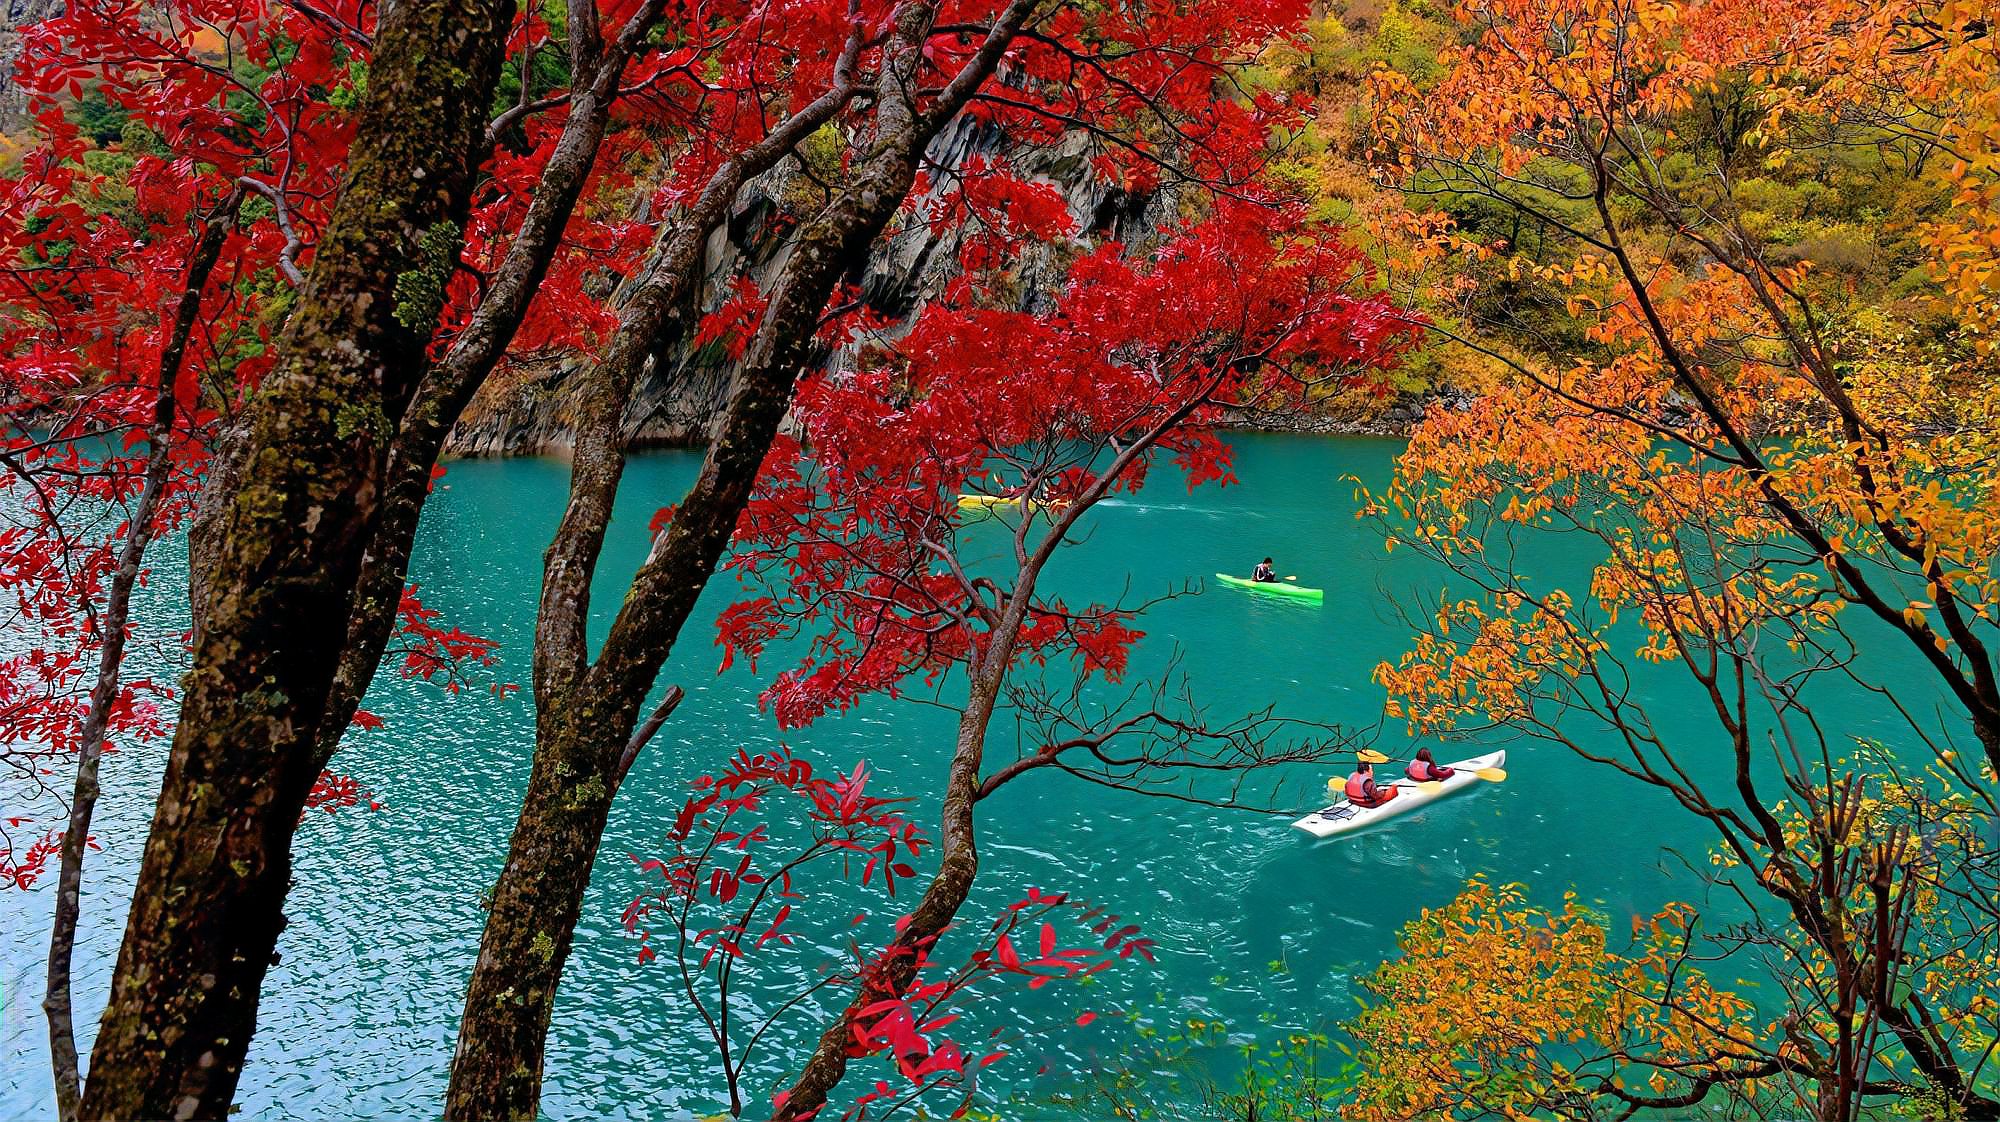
xmin=1 ymin=0 xmax=63 ymax=133
xmin=443 ymin=117 xmax=1205 ymax=456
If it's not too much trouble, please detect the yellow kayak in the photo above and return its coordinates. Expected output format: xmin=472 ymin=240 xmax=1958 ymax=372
xmin=956 ymin=494 xmax=1069 ymax=515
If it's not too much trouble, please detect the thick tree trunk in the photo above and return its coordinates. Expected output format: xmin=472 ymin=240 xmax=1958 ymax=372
xmin=75 ymin=3 xmax=510 ymax=1117
xmin=439 ymin=51 xmax=866 ymax=1119
xmin=442 ymin=164 xmax=911 ymax=1120
xmin=309 ymin=0 xmax=674 ymax=765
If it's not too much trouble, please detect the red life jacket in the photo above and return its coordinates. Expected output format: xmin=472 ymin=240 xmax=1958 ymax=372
xmin=1345 ymin=772 xmax=1373 ymax=802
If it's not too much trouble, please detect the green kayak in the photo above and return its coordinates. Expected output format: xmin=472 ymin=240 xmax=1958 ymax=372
xmin=1215 ymin=573 xmax=1324 ymax=604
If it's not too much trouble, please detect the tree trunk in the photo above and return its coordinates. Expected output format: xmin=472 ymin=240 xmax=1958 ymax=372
xmin=441 ymin=163 xmax=915 ymax=1118
xmin=76 ymin=2 xmax=510 ymax=1116
xmin=773 ymin=361 xmax=1204 ymax=1119
xmin=442 ymin=2 xmax=1043 ymax=1110
xmin=308 ymin=0 xmax=673 ymax=765
xmin=442 ymin=709 xmax=626 ymax=1120
xmin=773 ymin=688 xmax=994 ymax=1122
xmin=44 ymin=201 xmax=234 ymax=1122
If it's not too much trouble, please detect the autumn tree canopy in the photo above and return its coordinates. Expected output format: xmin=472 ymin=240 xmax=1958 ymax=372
xmin=0 ymin=0 xmax=1367 ymax=1117
xmin=1349 ymin=1 xmax=2000 ymax=1118
xmin=6 ymin=0 xmax=1995 ymax=1119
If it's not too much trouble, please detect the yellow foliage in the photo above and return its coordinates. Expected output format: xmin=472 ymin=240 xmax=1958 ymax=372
xmin=1346 ymin=880 xmax=1760 ymax=1121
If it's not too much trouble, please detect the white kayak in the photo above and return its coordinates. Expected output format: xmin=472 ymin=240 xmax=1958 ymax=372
xmin=1291 ymin=749 xmax=1505 ymax=839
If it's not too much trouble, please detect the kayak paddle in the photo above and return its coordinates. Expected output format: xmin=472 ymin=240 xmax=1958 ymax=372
xmin=1357 ymin=749 xmax=1392 ymax=765
xmin=1422 ymin=767 xmax=1506 ymax=784
xmin=1416 ymin=768 xmax=1505 ymax=790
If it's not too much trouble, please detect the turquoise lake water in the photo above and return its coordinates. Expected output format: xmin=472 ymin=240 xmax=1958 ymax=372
xmin=0 ymin=433 xmax=1945 ymax=1119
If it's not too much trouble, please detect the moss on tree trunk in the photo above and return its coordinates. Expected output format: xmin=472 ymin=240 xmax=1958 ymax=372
xmin=77 ymin=2 xmax=511 ymax=1117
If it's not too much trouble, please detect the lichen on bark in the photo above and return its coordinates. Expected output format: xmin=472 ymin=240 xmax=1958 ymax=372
xmin=76 ymin=2 xmax=513 ymax=1118
xmin=393 ymin=219 xmax=463 ymax=330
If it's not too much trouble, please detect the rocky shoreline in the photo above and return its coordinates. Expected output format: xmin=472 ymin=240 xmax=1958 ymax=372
xmin=441 ymin=397 xmax=1429 ymax=458
xmin=1217 ymin=396 xmax=1433 ymax=438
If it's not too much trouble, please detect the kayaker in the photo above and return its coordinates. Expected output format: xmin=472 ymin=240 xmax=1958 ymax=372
xmin=1345 ymin=761 xmax=1398 ymax=808
xmin=1251 ymin=557 xmax=1277 ymax=583
xmin=1405 ymin=747 xmax=1456 ymax=782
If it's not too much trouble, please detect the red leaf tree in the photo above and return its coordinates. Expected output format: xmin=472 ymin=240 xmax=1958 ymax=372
xmin=0 ymin=0 xmax=1402 ymax=1113
xmin=623 ymin=746 xmax=1149 ymax=1118
xmin=2 ymin=5 xmax=519 ymax=1113
xmin=710 ymin=199 xmax=1418 ymax=1117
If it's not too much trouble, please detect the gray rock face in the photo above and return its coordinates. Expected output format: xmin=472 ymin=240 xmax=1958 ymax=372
xmin=2 ymin=1 xmax=67 ymax=131
xmin=444 ymin=118 xmax=1193 ymax=456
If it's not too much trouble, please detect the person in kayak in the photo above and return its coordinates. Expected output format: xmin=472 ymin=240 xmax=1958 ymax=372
xmin=1405 ymin=747 xmax=1456 ymax=782
xmin=1345 ymin=761 xmax=1398 ymax=808
xmin=1251 ymin=557 xmax=1278 ymax=583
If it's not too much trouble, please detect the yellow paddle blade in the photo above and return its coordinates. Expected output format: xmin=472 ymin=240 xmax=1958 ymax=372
xmin=1326 ymin=777 xmax=1342 ymax=792
xmin=1472 ymin=767 xmax=1507 ymax=781
xmin=1357 ymin=749 xmax=1391 ymax=765
xmin=1416 ymin=780 xmax=1443 ymax=792
xmin=1285 ymin=575 xmax=1298 ymax=581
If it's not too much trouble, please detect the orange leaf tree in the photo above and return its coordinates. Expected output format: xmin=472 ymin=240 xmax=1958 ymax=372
xmin=1353 ymin=1 xmax=2000 ymax=1118
xmin=1346 ymin=881 xmax=1765 ymax=1121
